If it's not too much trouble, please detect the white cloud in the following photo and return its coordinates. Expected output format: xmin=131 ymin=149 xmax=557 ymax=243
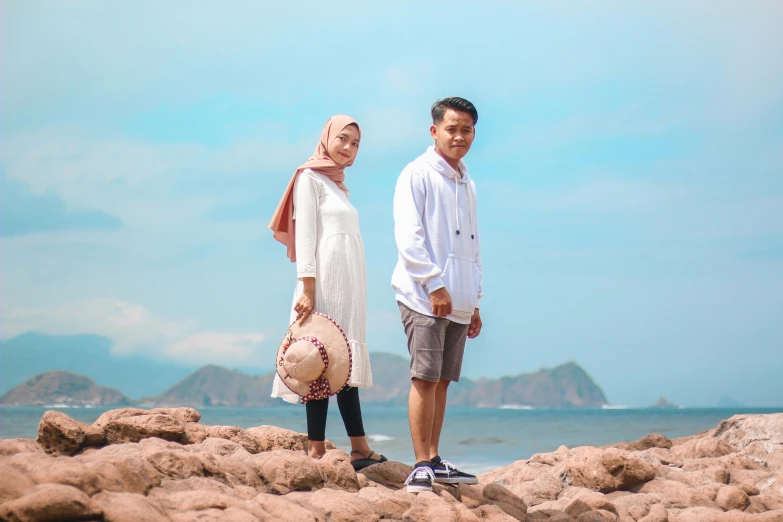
xmin=0 ymin=298 xmax=270 ymax=368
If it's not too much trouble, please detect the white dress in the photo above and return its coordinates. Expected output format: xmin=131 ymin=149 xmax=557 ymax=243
xmin=271 ymin=169 xmax=373 ymax=404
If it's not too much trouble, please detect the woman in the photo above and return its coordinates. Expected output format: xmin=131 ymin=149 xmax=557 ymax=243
xmin=268 ymin=115 xmax=385 ymax=470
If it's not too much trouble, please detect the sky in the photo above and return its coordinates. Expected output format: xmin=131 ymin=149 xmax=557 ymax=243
xmin=1 ymin=1 xmax=781 ymax=407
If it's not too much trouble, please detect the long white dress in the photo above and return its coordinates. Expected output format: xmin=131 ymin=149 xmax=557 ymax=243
xmin=271 ymin=169 xmax=373 ymax=404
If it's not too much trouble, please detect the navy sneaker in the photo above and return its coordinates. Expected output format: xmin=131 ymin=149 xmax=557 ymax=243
xmin=431 ymin=455 xmax=478 ymax=485
xmin=405 ymin=462 xmax=435 ymax=493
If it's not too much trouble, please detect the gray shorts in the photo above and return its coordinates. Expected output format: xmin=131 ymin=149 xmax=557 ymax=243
xmin=398 ymin=302 xmax=469 ymax=382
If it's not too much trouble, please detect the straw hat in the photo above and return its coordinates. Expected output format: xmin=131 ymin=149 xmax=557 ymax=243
xmin=276 ymin=312 xmax=352 ymax=403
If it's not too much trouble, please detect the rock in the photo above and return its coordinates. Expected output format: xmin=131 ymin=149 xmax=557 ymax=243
xmin=198 ymin=452 xmax=263 ymax=489
xmin=237 ymin=492 xmax=326 ymax=522
xmin=715 ymin=485 xmax=750 ymax=511
xmin=94 ymin=407 xmax=152 ymax=429
xmin=105 ymin=414 xmax=186 ymax=444
xmin=0 ymin=438 xmax=45 ymax=457
xmin=640 ymin=447 xmax=683 ymax=468
xmin=148 ymin=487 xmax=241 ymax=511
xmin=0 ymin=463 xmax=36 ymax=504
xmin=357 ymin=460 xmax=413 ymax=489
xmin=575 ymin=510 xmax=618 ymax=522
xmin=250 ymin=450 xmax=323 ymax=494
xmin=526 ymin=508 xmax=573 ymax=521
xmin=401 ymin=490 xmax=481 ymax=522
xmin=316 ymin=449 xmax=360 ymax=492
xmin=243 ymin=425 xmax=309 ymax=453
xmin=481 ymin=461 xmax=563 ymax=505
xmin=476 ymin=504 xmax=519 ymax=521
xmin=0 ymin=483 xmax=102 ymax=522
xmin=92 ymin=491 xmax=170 ymax=522
xmin=167 ymin=507 xmax=259 ymax=522
xmin=181 ymin=423 xmax=208 ymax=445
xmin=619 ymin=434 xmax=673 ymax=452
xmin=558 ymin=448 xmax=656 ymax=493
xmin=288 ymin=488 xmax=380 ymax=522
xmin=611 ymin=493 xmax=666 ymax=522
xmin=672 ymin=438 xmax=735 ymax=460
xmin=8 ymin=453 xmax=103 ymax=496
xmin=637 ymin=479 xmax=715 ymax=509
xmin=357 ymin=487 xmax=411 ymax=518
xmin=564 ymin=491 xmax=618 ymax=518
xmin=148 ymin=408 xmax=201 ymax=423
xmin=144 ymin=448 xmax=205 ymax=479
xmin=36 ymin=410 xmax=87 ymax=455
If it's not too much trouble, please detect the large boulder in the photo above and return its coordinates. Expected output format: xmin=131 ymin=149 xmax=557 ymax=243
xmin=0 ymin=484 xmax=102 ymax=522
xmin=250 ymin=450 xmax=323 ymax=494
xmin=36 ymin=410 xmax=98 ymax=455
xmin=0 ymin=438 xmax=45 ymax=457
xmin=558 ymin=448 xmax=657 ymax=493
xmin=105 ymin=414 xmax=186 ymax=444
xmin=0 ymin=463 xmax=36 ymax=504
xmin=91 ymin=491 xmax=170 ymax=522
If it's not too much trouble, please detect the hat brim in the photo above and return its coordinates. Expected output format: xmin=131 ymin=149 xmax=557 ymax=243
xmin=276 ymin=312 xmax=351 ymax=399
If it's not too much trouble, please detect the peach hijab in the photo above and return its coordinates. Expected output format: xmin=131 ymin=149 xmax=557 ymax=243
xmin=268 ymin=115 xmax=361 ymax=262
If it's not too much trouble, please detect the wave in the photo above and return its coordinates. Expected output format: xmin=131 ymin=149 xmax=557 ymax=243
xmin=602 ymin=404 xmax=629 ymax=410
xmin=498 ymin=404 xmax=535 ymax=410
xmin=367 ymin=434 xmax=394 ymax=442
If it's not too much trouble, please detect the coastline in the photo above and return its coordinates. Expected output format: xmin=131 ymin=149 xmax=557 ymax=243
xmin=0 ymin=408 xmax=781 ymax=521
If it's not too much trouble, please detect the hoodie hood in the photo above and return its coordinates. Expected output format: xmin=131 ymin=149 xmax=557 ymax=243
xmin=422 ymin=146 xmax=471 ymax=184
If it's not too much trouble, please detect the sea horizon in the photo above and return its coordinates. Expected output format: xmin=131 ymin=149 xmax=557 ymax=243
xmin=3 ymin=405 xmax=781 ymax=475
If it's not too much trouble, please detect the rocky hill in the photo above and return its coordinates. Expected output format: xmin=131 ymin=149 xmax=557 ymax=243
xmin=0 ymin=371 xmax=132 ymax=407
xmin=145 ymin=354 xmax=607 ymax=408
xmin=144 ymin=365 xmax=278 ymax=407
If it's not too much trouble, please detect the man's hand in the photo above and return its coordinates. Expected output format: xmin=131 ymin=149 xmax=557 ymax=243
xmin=294 ymin=277 xmax=315 ymax=325
xmin=468 ymin=308 xmax=482 ymax=338
xmin=430 ymin=287 xmax=452 ymax=318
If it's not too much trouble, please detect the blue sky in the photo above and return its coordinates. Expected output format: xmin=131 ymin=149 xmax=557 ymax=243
xmin=1 ymin=1 xmax=782 ymax=407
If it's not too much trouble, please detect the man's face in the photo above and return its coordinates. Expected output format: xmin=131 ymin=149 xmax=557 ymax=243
xmin=430 ymin=109 xmax=475 ymax=165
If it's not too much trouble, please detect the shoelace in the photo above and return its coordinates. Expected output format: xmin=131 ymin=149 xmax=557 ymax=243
xmin=440 ymin=459 xmax=459 ymax=474
xmin=404 ymin=466 xmax=435 ymax=485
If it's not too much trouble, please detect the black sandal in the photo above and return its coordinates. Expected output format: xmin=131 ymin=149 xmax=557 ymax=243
xmin=350 ymin=449 xmax=388 ymax=471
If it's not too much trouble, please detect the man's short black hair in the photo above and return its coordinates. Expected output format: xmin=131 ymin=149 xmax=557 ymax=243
xmin=431 ymin=97 xmax=478 ymax=126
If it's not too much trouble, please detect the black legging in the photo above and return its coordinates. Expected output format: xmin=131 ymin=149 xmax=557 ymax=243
xmin=306 ymin=386 xmax=366 ymax=441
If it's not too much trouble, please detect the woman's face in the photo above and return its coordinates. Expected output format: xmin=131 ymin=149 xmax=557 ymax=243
xmin=327 ymin=124 xmax=360 ymax=165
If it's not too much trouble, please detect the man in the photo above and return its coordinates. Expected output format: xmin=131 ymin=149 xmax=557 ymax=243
xmin=392 ymin=97 xmax=483 ymax=493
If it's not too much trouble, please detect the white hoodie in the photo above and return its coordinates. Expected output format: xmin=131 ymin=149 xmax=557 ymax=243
xmin=392 ymin=146 xmax=482 ymax=324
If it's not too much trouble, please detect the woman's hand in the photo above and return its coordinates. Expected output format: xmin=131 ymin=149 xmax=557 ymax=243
xmin=294 ymin=277 xmax=316 ymax=325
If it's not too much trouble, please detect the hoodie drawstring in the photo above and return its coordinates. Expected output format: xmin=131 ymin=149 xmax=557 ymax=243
xmin=455 ymin=179 xmax=474 ymax=240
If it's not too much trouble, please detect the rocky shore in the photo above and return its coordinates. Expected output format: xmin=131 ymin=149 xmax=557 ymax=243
xmin=0 ymin=408 xmax=781 ymax=521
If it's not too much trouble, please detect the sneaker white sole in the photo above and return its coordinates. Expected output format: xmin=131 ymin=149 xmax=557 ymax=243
xmin=406 ymin=484 xmax=433 ymax=493
xmin=434 ymin=476 xmax=479 ymax=485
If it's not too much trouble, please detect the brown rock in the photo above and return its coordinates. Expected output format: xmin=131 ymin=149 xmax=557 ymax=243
xmin=250 ymin=449 xmax=323 ymax=494
xmin=0 ymin=463 xmax=36 ymax=504
xmin=402 ymin=490 xmax=481 ymax=522
xmin=144 ymin=449 xmax=205 ymax=479
xmin=746 ymin=491 xmax=783 ymax=513
xmin=575 ymin=510 xmax=618 ymax=522
xmin=0 ymin=483 xmax=102 ymax=522
xmin=638 ymin=503 xmax=668 ymax=522
xmin=640 ymin=447 xmax=684 ymax=468
xmin=716 ymin=485 xmax=750 ymax=511
xmin=105 ymin=414 xmax=185 ymax=444
xmin=559 ymin=448 xmax=656 ymax=494
xmin=289 ymin=488 xmax=380 ymax=522
xmin=167 ymin=507 xmax=259 ymax=522
xmin=564 ymin=492 xmax=618 ymax=518
xmin=243 ymin=425 xmax=309 ymax=453
xmin=198 ymin=452 xmax=263 ymax=489
xmin=148 ymin=407 xmax=201 ymax=423
xmin=36 ymin=410 xmax=86 ymax=455
xmin=237 ymin=492 xmax=326 ymax=522
xmin=526 ymin=508 xmax=573 ymax=521
xmin=638 ymin=479 xmax=715 ymax=509
xmin=317 ymin=449 xmax=360 ymax=492
xmin=93 ymin=407 xmax=151 ymax=429
xmin=357 ymin=460 xmax=413 ymax=489
xmin=8 ymin=453 xmax=102 ymax=496
xmin=673 ymin=438 xmax=735 ymax=460
xmin=482 ymin=483 xmax=528 ymax=520
xmin=620 ymin=434 xmax=673 ymax=452
xmin=476 ymin=504 xmax=519 ymax=521
xmin=189 ymin=437 xmax=251 ymax=460
xmin=181 ymin=422 xmax=208 ymax=444
xmin=148 ymin=487 xmax=240 ymax=511
xmin=92 ymin=491 xmax=170 ymax=522
xmin=357 ymin=487 xmax=411 ymax=518
xmin=0 ymin=438 xmax=45 ymax=457
xmin=610 ymin=493 xmax=666 ymax=521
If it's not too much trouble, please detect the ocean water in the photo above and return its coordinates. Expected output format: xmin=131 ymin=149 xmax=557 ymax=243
xmin=2 ymin=405 xmax=780 ymax=474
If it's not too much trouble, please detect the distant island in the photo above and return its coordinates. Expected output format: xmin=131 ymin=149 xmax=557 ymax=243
xmin=0 ymin=371 xmax=132 ymax=407
xmin=650 ymin=397 xmax=679 ymax=409
xmin=0 ymin=353 xmax=608 ymax=409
